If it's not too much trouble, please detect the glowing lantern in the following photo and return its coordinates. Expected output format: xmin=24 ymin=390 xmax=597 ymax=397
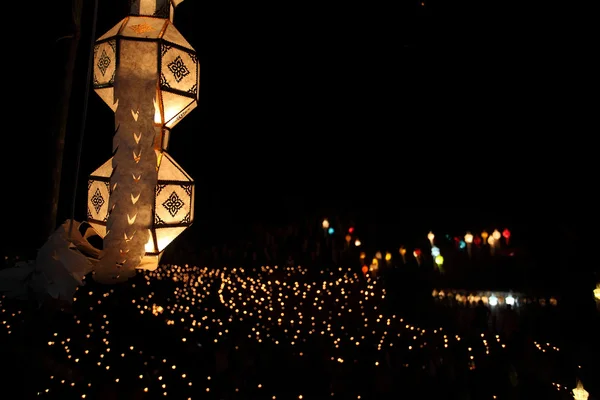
xmin=359 ymin=252 xmax=366 ymax=260
xmin=492 ymin=229 xmax=501 ymax=248
xmin=399 ymin=246 xmax=407 ymax=264
xmin=459 ymin=240 xmax=466 ymax=249
xmin=488 ymin=294 xmax=498 ymax=306
xmin=322 ymin=219 xmax=330 ymax=229
xmin=348 ymin=227 xmax=354 ymax=234
xmin=384 ymin=252 xmax=392 ymax=261
xmin=487 ymin=236 xmax=496 ymax=255
xmin=345 ymin=234 xmax=352 ymax=245
xmin=464 ymin=232 xmax=473 ymax=244
xmin=473 ymin=236 xmax=482 ymax=246
xmin=464 ymin=232 xmax=473 ymax=257
xmin=434 ymin=255 xmax=444 ymax=270
xmin=413 ymin=248 xmax=422 ymax=266
xmin=375 ymin=251 xmax=382 ymax=260
xmin=88 ymin=153 xmax=194 ymax=270
xmin=481 ymin=230 xmax=489 ymax=244
xmin=505 ymin=295 xmax=515 ymax=306
xmin=361 ymin=265 xmax=368 ymax=275
xmin=572 ymin=380 xmax=589 ymax=400
xmin=89 ymin=0 xmax=198 ymax=283
xmin=594 ymin=284 xmax=600 ymax=301
xmin=354 ymin=239 xmax=361 ymax=247
xmin=328 ymin=227 xmax=334 ymax=235
xmin=427 ymin=231 xmax=435 ymax=246
xmin=503 ymin=228 xmax=511 ymax=245
xmin=431 ymin=246 xmax=440 ymax=257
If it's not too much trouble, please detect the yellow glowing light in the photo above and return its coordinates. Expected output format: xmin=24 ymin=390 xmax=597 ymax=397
xmin=384 ymin=252 xmax=391 ymax=261
xmin=492 ymin=229 xmax=501 ymax=240
xmin=572 ymin=380 xmax=589 ymax=400
xmin=435 ymin=255 xmax=444 ymax=265
xmin=464 ymin=232 xmax=473 ymax=244
xmin=427 ymin=231 xmax=435 ymax=244
xmin=354 ymin=239 xmax=362 ymax=247
xmin=481 ymin=231 xmax=489 ymax=241
xmin=322 ymin=219 xmax=330 ymax=229
xmin=594 ymin=284 xmax=600 ymax=301
xmin=399 ymin=247 xmax=406 ymax=256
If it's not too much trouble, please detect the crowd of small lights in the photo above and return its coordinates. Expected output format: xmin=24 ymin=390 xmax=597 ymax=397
xmin=0 ymin=262 xmax=593 ymax=399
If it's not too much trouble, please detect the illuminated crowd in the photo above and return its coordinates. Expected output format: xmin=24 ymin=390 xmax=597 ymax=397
xmin=1 ymin=261 xmax=596 ymax=399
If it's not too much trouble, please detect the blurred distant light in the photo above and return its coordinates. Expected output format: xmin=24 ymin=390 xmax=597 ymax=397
xmin=375 ymin=251 xmax=382 ymax=260
xmin=502 ymin=228 xmax=511 ymax=239
xmin=322 ymin=219 xmax=330 ymax=229
xmin=427 ymin=231 xmax=435 ymax=245
xmin=464 ymin=232 xmax=473 ymax=244
xmin=355 ymin=239 xmax=362 ymax=247
xmin=385 ymin=252 xmax=392 ymax=261
xmin=459 ymin=240 xmax=466 ymax=249
xmin=327 ymin=227 xmax=334 ymax=235
xmin=488 ymin=295 xmax=498 ymax=306
xmin=348 ymin=227 xmax=354 ymax=234
xmin=431 ymin=246 xmax=440 ymax=257
xmin=359 ymin=252 xmax=366 ymax=260
xmin=492 ymin=229 xmax=501 ymax=240
xmin=594 ymin=285 xmax=600 ymax=301
xmin=435 ymin=255 xmax=444 ymax=265
xmin=506 ymin=295 xmax=515 ymax=306
xmin=345 ymin=234 xmax=352 ymax=243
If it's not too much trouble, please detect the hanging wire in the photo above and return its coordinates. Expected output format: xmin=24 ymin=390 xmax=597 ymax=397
xmin=68 ymin=0 xmax=99 ymax=241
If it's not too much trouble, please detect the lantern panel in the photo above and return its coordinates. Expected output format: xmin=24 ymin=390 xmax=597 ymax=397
xmin=120 ymin=40 xmax=159 ymax=78
xmin=161 ymin=92 xmax=197 ymax=128
xmin=87 ymin=158 xmax=113 ymax=237
xmin=155 ymin=183 xmax=193 ymax=225
xmin=122 ymin=16 xmax=166 ymax=40
xmin=155 ymin=226 xmax=188 ymax=252
xmin=93 ymin=40 xmax=117 ymax=87
xmin=157 ymin=152 xmax=192 ymax=181
xmin=160 ymin=45 xmax=198 ymax=94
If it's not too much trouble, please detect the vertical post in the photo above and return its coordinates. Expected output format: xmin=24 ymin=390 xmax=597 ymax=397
xmin=44 ymin=0 xmax=84 ymax=242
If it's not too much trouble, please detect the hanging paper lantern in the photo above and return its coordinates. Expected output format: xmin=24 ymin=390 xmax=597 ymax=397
xmin=87 ymin=152 xmax=194 ymax=271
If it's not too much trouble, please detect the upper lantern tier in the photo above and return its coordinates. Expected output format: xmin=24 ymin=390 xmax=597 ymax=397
xmin=92 ymin=15 xmax=199 ymax=129
xmin=129 ymin=0 xmax=184 ymax=21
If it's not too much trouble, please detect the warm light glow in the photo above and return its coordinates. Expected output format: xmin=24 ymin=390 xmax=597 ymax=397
xmin=384 ymin=252 xmax=391 ymax=261
xmin=375 ymin=252 xmax=382 ymax=260
xmin=492 ymin=229 xmax=501 ymax=240
xmin=322 ymin=219 xmax=330 ymax=229
xmin=435 ymin=255 xmax=444 ymax=265
xmin=427 ymin=231 xmax=435 ymax=244
xmin=359 ymin=252 xmax=366 ymax=260
xmin=464 ymin=232 xmax=473 ymax=244
xmin=594 ymin=285 xmax=600 ymax=301
xmin=345 ymin=234 xmax=352 ymax=243
xmin=399 ymin=247 xmax=406 ymax=256
xmin=487 ymin=236 xmax=495 ymax=246
xmin=572 ymin=380 xmax=589 ymax=400
xmin=354 ymin=239 xmax=362 ymax=247
xmin=481 ymin=231 xmax=489 ymax=241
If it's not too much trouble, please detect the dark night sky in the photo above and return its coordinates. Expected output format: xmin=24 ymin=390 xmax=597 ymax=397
xmin=4 ymin=0 xmax=593 ymax=265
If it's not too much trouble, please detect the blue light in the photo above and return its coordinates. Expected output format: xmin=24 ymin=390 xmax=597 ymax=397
xmin=431 ymin=246 xmax=440 ymax=257
xmin=459 ymin=240 xmax=466 ymax=249
xmin=328 ymin=227 xmax=334 ymax=235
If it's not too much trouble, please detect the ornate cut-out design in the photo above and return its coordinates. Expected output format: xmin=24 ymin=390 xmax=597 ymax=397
xmin=155 ymin=184 xmax=167 ymax=195
xmin=97 ymin=49 xmax=111 ymax=76
xmin=167 ymin=56 xmax=190 ymax=83
xmin=129 ymin=23 xmax=154 ymax=34
xmin=91 ymin=188 xmax=105 ymax=214
xmin=162 ymin=191 xmax=184 ymax=217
